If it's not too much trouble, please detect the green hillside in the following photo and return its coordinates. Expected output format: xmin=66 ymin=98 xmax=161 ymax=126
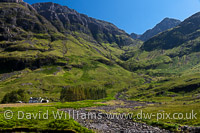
xmin=1 ymin=2 xmax=200 ymax=105
xmin=1 ymin=1 xmax=200 ymax=132
xmin=118 ymin=11 xmax=200 ymax=105
xmin=0 ymin=2 xmax=143 ymax=102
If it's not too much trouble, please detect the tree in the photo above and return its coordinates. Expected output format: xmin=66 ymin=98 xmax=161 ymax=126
xmin=60 ymin=86 xmax=107 ymax=102
xmin=1 ymin=89 xmax=28 ymax=104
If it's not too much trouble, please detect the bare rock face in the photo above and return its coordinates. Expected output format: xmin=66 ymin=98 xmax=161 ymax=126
xmin=0 ymin=1 xmax=137 ymax=71
xmin=32 ymin=2 xmax=135 ymax=46
xmin=0 ymin=2 xmax=57 ymax=41
xmin=0 ymin=1 xmax=137 ymax=46
xmin=0 ymin=2 xmax=58 ymax=71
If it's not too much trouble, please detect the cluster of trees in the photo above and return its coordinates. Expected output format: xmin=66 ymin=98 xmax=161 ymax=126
xmin=60 ymin=86 xmax=107 ymax=102
xmin=1 ymin=89 xmax=28 ymax=104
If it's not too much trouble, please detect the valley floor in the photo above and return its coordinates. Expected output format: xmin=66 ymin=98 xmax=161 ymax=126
xmin=0 ymin=91 xmax=200 ymax=132
xmin=0 ymin=98 xmax=200 ymax=132
xmin=60 ymin=100 xmax=168 ymax=133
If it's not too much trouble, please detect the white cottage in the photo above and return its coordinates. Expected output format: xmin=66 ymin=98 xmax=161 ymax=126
xmin=29 ymin=97 xmax=49 ymax=103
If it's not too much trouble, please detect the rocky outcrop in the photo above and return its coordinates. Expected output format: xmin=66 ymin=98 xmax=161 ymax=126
xmin=0 ymin=2 xmax=57 ymax=41
xmin=0 ymin=1 xmax=137 ymax=71
xmin=32 ymin=2 xmax=135 ymax=46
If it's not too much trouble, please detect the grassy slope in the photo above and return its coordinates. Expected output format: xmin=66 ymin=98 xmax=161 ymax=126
xmin=124 ymin=36 xmax=200 ymax=75
xmin=0 ymin=32 xmax=143 ymax=101
xmin=115 ymin=36 xmax=200 ymax=129
xmin=1 ymin=2 xmax=200 ymax=131
xmin=0 ymin=2 xmax=144 ymax=101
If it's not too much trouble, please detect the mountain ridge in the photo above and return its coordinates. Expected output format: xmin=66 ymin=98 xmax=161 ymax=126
xmin=0 ymin=1 xmax=142 ymax=101
xmin=0 ymin=1 xmax=140 ymax=71
xmin=142 ymin=12 xmax=200 ymax=51
xmin=32 ymin=2 xmax=136 ymax=47
xmin=131 ymin=18 xmax=181 ymax=41
xmin=1 ymin=2 xmax=200 ymax=132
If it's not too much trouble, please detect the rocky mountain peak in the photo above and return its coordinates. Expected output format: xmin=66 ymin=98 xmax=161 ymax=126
xmin=131 ymin=18 xmax=181 ymax=41
xmin=142 ymin=12 xmax=200 ymax=51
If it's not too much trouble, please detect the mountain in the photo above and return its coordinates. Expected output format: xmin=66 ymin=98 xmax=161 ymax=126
xmin=140 ymin=18 xmax=181 ymax=41
xmin=126 ymin=12 xmax=200 ymax=75
xmin=0 ymin=1 xmax=142 ymax=101
xmin=32 ymin=2 xmax=135 ymax=47
xmin=122 ymin=12 xmax=200 ymax=104
xmin=130 ymin=33 xmax=141 ymax=40
xmin=0 ymin=2 xmax=57 ymax=41
xmin=122 ymin=12 xmax=200 ymax=116
xmin=0 ymin=2 xmax=60 ymax=71
xmin=1 ymin=1 xmax=199 ymax=105
xmin=1 ymin=2 xmax=200 ymax=130
xmin=142 ymin=12 xmax=200 ymax=52
xmin=0 ymin=2 xmax=138 ymax=71
xmin=131 ymin=18 xmax=181 ymax=41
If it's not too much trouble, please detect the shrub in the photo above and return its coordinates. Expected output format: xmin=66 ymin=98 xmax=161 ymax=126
xmin=1 ymin=89 xmax=28 ymax=104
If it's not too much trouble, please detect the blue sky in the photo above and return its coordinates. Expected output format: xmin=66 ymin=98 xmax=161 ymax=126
xmin=24 ymin=0 xmax=200 ymax=34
